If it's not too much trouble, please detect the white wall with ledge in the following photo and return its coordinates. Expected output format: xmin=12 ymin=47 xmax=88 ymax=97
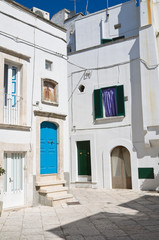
xmin=75 ymin=0 xmax=140 ymax=51
xmin=68 ymin=0 xmax=159 ymax=191
xmin=0 ymin=0 xmax=69 ymax=209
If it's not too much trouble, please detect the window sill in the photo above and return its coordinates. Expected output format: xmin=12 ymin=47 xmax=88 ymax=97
xmin=42 ymin=100 xmax=58 ymax=106
xmin=94 ymin=116 xmax=124 ymax=124
xmin=0 ymin=124 xmax=31 ymax=131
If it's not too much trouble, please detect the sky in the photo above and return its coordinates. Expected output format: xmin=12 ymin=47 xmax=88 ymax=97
xmin=14 ymin=0 xmax=131 ymax=18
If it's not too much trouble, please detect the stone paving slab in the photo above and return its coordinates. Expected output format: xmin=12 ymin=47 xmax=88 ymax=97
xmin=0 ymin=188 xmax=159 ymax=239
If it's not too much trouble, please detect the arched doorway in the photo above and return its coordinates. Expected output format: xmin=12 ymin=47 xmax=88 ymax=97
xmin=111 ymin=146 xmax=132 ymax=189
xmin=40 ymin=121 xmax=57 ymax=174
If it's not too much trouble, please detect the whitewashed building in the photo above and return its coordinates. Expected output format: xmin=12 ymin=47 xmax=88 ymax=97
xmin=52 ymin=0 xmax=159 ymax=190
xmin=0 ymin=0 xmax=71 ymax=210
xmin=52 ymin=9 xmax=84 ymax=53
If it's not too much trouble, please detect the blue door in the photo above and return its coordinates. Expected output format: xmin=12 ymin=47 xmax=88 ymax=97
xmin=40 ymin=122 xmax=57 ymax=174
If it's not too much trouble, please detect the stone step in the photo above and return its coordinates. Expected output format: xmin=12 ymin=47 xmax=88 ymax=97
xmin=36 ymin=180 xmax=66 ymax=187
xmin=36 ymin=179 xmax=73 ymax=207
xmin=74 ymin=182 xmax=93 ymax=188
xmin=47 ymin=190 xmax=68 ymax=198
xmin=39 ymin=186 xmax=68 ymax=194
xmin=36 ymin=175 xmax=58 ymax=182
xmin=48 ymin=193 xmax=73 ymax=201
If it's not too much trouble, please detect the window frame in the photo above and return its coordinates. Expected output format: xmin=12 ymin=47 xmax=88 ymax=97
xmin=4 ymin=62 xmax=21 ymax=104
xmin=45 ymin=60 xmax=52 ymax=71
xmin=3 ymin=61 xmax=22 ymax=125
xmin=41 ymin=78 xmax=58 ymax=106
xmin=94 ymin=85 xmax=125 ymax=120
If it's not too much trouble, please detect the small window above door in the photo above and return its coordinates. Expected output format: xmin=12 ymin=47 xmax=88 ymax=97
xmin=45 ymin=60 xmax=52 ymax=71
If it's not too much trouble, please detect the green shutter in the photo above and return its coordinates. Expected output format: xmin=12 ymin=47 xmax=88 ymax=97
xmin=101 ymin=39 xmax=113 ymax=44
xmin=94 ymin=89 xmax=103 ymax=119
xmin=116 ymin=85 xmax=125 ymax=116
xmin=138 ymin=168 xmax=154 ymax=179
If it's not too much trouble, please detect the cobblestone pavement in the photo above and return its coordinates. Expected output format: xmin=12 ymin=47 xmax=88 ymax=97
xmin=0 ymin=188 xmax=159 ymax=239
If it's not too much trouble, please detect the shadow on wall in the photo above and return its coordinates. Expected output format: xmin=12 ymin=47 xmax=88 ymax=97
xmin=46 ymin=194 xmax=159 ymax=239
xmin=140 ymin=172 xmax=159 ymax=191
xmin=128 ymin=22 xmax=159 ymax=159
xmin=128 ymin=36 xmax=149 ymax=159
xmin=116 ymin=2 xmax=159 ymax=160
xmin=116 ymin=2 xmax=153 ymax=160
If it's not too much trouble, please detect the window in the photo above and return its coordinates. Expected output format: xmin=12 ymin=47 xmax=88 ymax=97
xmin=45 ymin=60 xmax=52 ymax=71
xmin=94 ymin=85 xmax=125 ymax=119
xmin=42 ymin=79 xmax=58 ymax=105
xmin=4 ymin=63 xmax=21 ymax=124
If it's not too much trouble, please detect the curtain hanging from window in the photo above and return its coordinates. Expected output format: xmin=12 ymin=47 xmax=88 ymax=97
xmin=102 ymin=88 xmax=117 ymax=117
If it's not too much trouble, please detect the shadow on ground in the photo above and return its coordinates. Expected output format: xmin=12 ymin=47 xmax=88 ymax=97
xmin=46 ymin=194 xmax=159 ymax=240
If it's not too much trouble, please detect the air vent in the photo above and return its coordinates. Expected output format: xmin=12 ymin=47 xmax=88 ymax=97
xmin=32 ymin=7 xmax=50 ymax=20
xmin=35 ymin=10 xmax=44 ymax=18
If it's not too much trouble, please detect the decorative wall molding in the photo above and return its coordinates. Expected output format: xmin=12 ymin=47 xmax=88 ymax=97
xmin=34 ymin=110 xmax=67 ymax=120
xmin=0 ymin=46 xmax=30 ymax=61
xmin=0 ymin=124 xmax=31 ymax=131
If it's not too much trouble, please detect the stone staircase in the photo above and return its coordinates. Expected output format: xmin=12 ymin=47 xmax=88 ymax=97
xmin=35 ymin=176 xmax=73 ymax=207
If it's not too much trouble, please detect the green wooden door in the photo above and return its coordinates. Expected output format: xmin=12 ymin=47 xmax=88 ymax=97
xmin=77 ymin=141 xmax=91 ymax=175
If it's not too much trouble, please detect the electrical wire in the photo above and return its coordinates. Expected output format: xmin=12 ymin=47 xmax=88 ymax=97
xmin=0 ymin=30 xmax=67 ymax=60
xmin=68 ymin=57 xmax=159 ymax=102
xmin=67 ymin=60 xmax=87 ymax=70
xmin=140 ymin=58 xmax=159 ymax=70
xmin=68 ymin=57 xmax=159 ymax=72
xmin=0 ymin=10 xmax=66 ymax=43
xmin=72 ymin=124 xmax=131 ymax=131
xmin=68 ymin=71 xmax=86 ymax=101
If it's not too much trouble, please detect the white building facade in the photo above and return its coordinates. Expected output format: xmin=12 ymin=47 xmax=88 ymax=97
xmin=0 ymin=0 xmax=70 ymax=210
xmin=51 ymin=9 xmax=84 ymax=53
xmin=66 ymin=0 xmax=159 ymax=190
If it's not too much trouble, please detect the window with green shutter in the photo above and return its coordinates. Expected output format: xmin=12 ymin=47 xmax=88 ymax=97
xmin=94 ymin=89 xmax=103 ymax=119
xmin=94 ymin=85 xmax=125 ymax=119
xmin=116 ymin=85 xmax=125 ymax=116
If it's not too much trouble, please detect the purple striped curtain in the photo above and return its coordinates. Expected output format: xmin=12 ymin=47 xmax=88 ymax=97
xmin=102 ymin=88 xmax=117 ymax=117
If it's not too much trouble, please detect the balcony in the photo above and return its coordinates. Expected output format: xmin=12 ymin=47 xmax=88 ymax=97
xmin=3 ymin=94 xmax=22 ymax=125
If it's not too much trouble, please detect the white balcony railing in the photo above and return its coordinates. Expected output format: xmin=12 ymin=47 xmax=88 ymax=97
xmin=3 ymin=94 xmax=22 ymax=125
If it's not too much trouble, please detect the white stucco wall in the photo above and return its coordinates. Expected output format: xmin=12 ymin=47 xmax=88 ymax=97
xmin=68 ymin=37 xmax=141 ymax=189
xmin=75 ymin=0 xmax=140 ymax=51
xmin=64 ymin=14 xmax=83 ymax=52
xmin=153 ymin=1 xmax=159 ymax=32
xmin=0 ymin=0 xmax=69 ymax=207
xmin=67 ymin=0 xmax=159 ymax=191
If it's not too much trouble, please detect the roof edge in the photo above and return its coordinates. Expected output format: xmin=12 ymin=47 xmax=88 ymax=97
xmin=3 ymin=0 xmax=66 ymax=32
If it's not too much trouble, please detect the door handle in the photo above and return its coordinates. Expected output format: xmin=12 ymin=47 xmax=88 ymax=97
xmin=9 ymin=177 xmax=13 ymax=183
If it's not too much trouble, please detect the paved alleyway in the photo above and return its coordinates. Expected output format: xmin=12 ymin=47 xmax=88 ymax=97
xmin=0 ymin=188 xmax=159 ymax=239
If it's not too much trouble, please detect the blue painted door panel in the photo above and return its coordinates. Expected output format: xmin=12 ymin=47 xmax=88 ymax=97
xmin=40 ymin=122 xmax=57 ymax=174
